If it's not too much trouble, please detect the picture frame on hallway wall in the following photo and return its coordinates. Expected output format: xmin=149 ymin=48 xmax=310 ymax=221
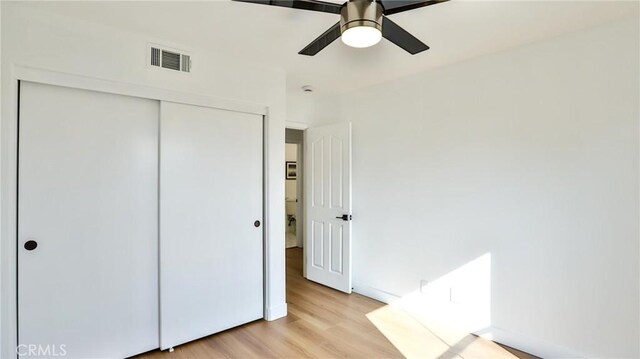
xmin=286 ymin=161 xmax=297 ymax=180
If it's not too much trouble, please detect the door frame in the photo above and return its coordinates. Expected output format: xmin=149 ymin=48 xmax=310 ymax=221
xmin=2 ymin=65 xmax=285 ymax=357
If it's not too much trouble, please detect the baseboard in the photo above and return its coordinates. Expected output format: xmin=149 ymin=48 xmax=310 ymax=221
xmin=265 ymin=302 xmax=288 ymax=321
xmin=352 ymin=282 xmax=583 ymax=359
xmin=352 ymin=283 xmax=401 ymax=304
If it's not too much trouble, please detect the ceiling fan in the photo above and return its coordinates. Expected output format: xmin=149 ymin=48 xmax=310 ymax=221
xmin=233 ymin=0 xmax=449 ymax=56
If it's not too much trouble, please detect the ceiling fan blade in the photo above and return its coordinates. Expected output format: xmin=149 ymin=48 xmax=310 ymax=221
xmin=382 ymin=16 xmax=429 ymax=54
xmin=379 ymin=0 xmax=448 ymax=15
xmin=232 ymin=0 xmax=342 ymax=14
xmin=299 ymin=22 xmax=341 ymax=56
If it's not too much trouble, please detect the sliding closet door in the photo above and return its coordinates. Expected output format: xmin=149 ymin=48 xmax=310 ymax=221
xmin=159 ymin=102 xmax=263 ymax=349
xmin=18 ymin=82 xmax=159 ymax=358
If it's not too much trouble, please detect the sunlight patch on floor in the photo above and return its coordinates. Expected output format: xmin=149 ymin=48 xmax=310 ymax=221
xmin=366 ymin=303 xmax=519 ymax=359
xmin=366 ymin=305 xmax=456 ymax=359
xmin=365 ymin=253 xmax=522 ymax=359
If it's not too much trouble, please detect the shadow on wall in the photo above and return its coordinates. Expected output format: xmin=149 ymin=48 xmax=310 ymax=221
xmin=365 ymin=254 xmax=499 ymax=358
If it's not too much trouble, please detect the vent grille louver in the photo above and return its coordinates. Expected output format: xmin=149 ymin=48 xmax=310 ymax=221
xmin=151 ymin=47 xmax=161 ymax=67
xmin=150 ymin=46 xmax=191 ymax=73
xmin=161 ymin=50 xmax=181 ymax=71
xmin=181 ymin=54 xmax=191 ymax=72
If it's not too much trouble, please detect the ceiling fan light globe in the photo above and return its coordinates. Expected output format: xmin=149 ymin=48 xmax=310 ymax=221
xmin=341 ymin=26 xmax=382 ymax=48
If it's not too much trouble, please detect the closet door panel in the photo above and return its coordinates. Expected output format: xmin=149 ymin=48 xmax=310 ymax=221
xmin=18 ymin=82 xmax=159 ymax=358
xmin=160 ymin=102 xmax=263 ymax=349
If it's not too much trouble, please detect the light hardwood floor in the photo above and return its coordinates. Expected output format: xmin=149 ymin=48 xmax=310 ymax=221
xmin=135 ymin=248 xmax=538 ymax=359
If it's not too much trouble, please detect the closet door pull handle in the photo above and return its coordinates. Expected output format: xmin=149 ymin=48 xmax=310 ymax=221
xmin=24 ymin=240 xmax=38 ymax=251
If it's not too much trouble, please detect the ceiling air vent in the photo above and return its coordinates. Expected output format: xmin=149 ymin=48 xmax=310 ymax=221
xmin=149 ymin=45 xmax=191 ymax=73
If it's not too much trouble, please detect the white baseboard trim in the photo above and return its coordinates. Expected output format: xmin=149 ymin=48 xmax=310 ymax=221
xmin=265 ymin=302 xmax=288 ymax=321
xmin=352 ymin=283 xmax=400 ymax=304
xmin=352 ymin=282 xmax=583 ymax=359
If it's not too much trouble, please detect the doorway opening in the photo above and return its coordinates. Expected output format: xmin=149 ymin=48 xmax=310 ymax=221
xmin=285 ymin=128 xmax=305 ymax=280
xmin=285 ymin=142 xmax=298 ymax=248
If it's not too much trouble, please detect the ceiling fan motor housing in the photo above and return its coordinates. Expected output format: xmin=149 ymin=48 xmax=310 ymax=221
xmin=340 ymin=0 xmax=383 ymax=34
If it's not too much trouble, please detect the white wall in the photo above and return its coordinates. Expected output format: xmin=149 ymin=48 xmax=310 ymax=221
xmin=1 ymin=3 xmax=287 ymax=357
xmin=287 ymin=89 xmax=339 ymax=129
xmin=304 ymin=17 xmax=640 ymax=358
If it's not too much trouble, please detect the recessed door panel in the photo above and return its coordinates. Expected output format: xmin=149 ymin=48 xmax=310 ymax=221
xmin=312 ymin=138 xmax=325 ymax=208
xmin=330 ymin=136 xmax=344 ymax=209
xmin=312 ymin=221 xmax=324 ymax=269
xmin=330 ymin=224 xmax=344 ymax=274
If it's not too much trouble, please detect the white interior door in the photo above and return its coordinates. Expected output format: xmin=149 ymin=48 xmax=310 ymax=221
xmin=159 ymin=102 xmax=264 ymax=349
xmin=304 ymin=122 xmax=352 ymax=293
xmin=18 ymin=82 xmax=160 ymax=358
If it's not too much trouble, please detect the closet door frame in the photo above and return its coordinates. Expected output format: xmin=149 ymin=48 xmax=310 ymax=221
xmin=2 ymin=65 xmax=281 ymax=358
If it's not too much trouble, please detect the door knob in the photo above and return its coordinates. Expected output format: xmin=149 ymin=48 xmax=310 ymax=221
xmin=254 ymin=220 xmax=261 ymax=227
xmin=24 ymin=240 xmax=38 ymax=251
xmin=335 ymin=214 xmax=352 ymax=221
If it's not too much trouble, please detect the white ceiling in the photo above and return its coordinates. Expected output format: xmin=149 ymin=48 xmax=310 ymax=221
xmin=31 ymin=0 xmax=637 ymax=95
